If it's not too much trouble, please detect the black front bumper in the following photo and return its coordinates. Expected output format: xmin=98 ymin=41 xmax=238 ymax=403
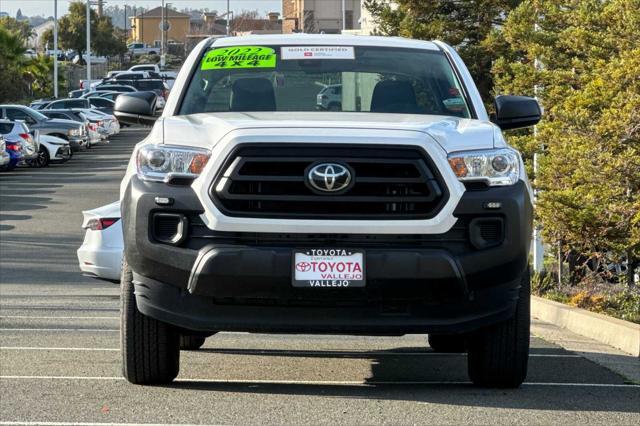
xmin=123 ymin=177 xmax=532 ymax=335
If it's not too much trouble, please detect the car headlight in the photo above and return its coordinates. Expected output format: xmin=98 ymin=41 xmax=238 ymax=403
xmin=447 ymin=148 xmax=520 ymax=186
xmin=136 ymin=145 xmax=211 ymax=183
xmin=68 ymin=128 xmax=82 ymax=137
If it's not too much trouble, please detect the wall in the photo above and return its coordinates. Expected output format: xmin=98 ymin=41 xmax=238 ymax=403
xmin=131 ymin=17 xmax=190 ymax=45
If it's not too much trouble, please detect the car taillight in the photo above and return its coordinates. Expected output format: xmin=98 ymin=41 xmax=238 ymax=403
xmin=89 ymin=123 xmax=97 ymax=131
xmin=19 ymin=133 xmax=32 ymax=143
xmin=7 ymin=143 xmax=21 ymax=151
xmin=80 ymin=81 xmax=84 ymax=89
xmin=85 ymin=218 xmax=119 ymax=231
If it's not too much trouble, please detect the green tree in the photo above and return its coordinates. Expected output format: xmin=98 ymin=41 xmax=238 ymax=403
xmin=492 ymin=0 xmax=640 ymax=285
xmin=0 ymin=16 xmax=33 ymax=41
xmin=0 ymin=26 xmax=56 ymax=102
xmin=363 ymin=0 xmax=522 ymax=101
xmin=0 ymin=26 xmax=28 ymax=102
xmin=42 ymin=1 xmax=125 ymax=57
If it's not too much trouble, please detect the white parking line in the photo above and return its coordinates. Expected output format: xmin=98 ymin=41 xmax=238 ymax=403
xmin=0 ymin=346 xmax=582 ymax=357
xmin=0 ymin=422 xmax=208 ymax=426
xmin=1 ymin=347 xmax=119 ymax=352
xmin=0 ymin=375 xmax=638 ymax=388
xmin=0 ymin=328 xmax=118 ymax=332
xmin=0 ymin=316 xmax=118 ymax=320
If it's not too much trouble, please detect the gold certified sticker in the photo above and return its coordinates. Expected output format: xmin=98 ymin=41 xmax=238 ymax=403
xmin=201 ymin=46 xmax=276 ymax=70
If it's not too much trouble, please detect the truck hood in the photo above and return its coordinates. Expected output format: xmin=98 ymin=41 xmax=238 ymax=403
xmin=159 ymin=112 xmax=500 ymax=153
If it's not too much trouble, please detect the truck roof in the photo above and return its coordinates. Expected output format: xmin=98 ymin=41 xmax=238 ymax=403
xmin=210 ymin=34 xmax=440 ymax=51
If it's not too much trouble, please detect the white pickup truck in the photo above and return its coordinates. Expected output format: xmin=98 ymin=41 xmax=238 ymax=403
xmin=127 ymin=43 xmax=158 ymax=57
xmin=113 ymin=34 xmax=541 ymax=387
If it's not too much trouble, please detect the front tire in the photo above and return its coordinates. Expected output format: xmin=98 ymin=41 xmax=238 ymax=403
xmin=467 ymin=267 xmax=530 ymax=388
xmin=121 ymin=259 xmax=180 ymax=384
xmin=34 ymin=147 xmax=50 ymax=167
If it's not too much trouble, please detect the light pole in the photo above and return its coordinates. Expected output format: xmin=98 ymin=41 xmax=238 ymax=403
xmin=53 ymin=0 xmax=58 ymax=98
xmin=161 ymin=0 xmax=164 ymax=58
xmin=86 ymin=0 xmax=91 ymax=84
xmin=342 ymin=0 xmax=346 ymax=31
xmin=226 ymin=0 xmax=230 ymax=35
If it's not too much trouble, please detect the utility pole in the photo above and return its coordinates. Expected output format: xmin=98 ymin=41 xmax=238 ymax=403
xmin=532 ymin=20 xmax=544 ymax=273
xmin=226 ymin=0 xmax=230 ymax=35
xmin=86 ymin=0 xmax=91 ymax=84
xmin=342 ymin=0 xmax=346 ymax=31
xmin=53 ymin=0 xmax=58 ymax=98
xmin=124 ymin=6 xmax=127 ymax=43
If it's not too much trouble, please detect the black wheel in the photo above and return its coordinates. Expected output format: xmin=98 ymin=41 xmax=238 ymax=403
xmin=34 ymin=147 xmax=50 ymax=168
xmin=428 ymin=334 xmax=466 ymax=353
xmin=467 ymin=267 xmax=530 ymax=388
xmin=121 ymin=259 xmax=180 ymax=384
xmin=180 ymin=335 xmax=206 ymax=350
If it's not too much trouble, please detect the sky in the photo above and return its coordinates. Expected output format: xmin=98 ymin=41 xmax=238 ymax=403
xmin=0 ymin=0 xmax=283 ymax=17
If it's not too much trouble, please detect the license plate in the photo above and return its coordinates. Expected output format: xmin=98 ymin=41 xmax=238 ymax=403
xmin=292 ymin=249 xmax=365 ymax=288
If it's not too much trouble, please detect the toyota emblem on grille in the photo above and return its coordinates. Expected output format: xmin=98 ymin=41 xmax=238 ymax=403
xmin=307 ymin=163 xmax=352 ymax=193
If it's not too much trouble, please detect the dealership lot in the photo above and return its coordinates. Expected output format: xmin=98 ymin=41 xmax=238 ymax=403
xmin=0 ymin=129 xmax=639 ymax=424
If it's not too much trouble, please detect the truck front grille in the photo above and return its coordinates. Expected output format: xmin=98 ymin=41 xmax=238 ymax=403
xmin=210 ymin=144 xmax=448 ymax=220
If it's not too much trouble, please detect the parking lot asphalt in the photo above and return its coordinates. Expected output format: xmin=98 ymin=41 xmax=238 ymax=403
xmin=1 ymin=129 xmax=639 ymax=425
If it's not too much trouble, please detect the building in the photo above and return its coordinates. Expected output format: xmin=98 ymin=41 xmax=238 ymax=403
xmin=29 ymin=20 xmax=54 ymax=49
xmin=129 ymin=7 xmax=190 ymax=47
xmin=283 ymin=0 xmax=361 ymax=34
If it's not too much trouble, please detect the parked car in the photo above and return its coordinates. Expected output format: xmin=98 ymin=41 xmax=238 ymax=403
xmin=45 ymin=50 xmax=67 ymax=61
xmin=74 ymin=54 xmax=107 ymax=65
xmin=39 ymin=109 xmax=101 ymax=147
xmin=108 ymin=79 xmax=168 ymax=109
xmin=30 ymin=98 xmax=57 ymax=110
xmin=76 ymin=109 xmax=120 ymax=140
xmin=113 ymin=34 xmax=541 ymax=387
xmin=68 ymin=89 xmax=88 ymax=98
xmin=0 ymin=136 xmax=10 ymax=168
xmin=92 ymin=84 xmax=137 ymax=94
xmin=128 ymin=64 xmax=160 ymax=73
xmin=29 ymin=133 xmax=72 ymax=167
xmin=94 ymin=91 xmax=123 ymax=102
xmin=316 ymin=84 xmax=342 ymax=111
xmin=109 ymin=71 xmax=156 ymax=81
xmin=0 ymin=105 xmax=86 ymax=151
xmin=77 ymin=201 xmax=123 ymax=282
xmin=41 ymin=97 xmax=115 ymax=115
xmin=105 ymin=70 xmax=124 ymax=79
xmin=127 ymin=42 xmax=158 ymax=57
xmin=0 ymin=119 xmax=38 ymax=169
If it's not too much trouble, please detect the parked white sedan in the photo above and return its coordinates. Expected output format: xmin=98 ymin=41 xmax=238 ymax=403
xmin=77 ymin=201 xmax=123 ymax=282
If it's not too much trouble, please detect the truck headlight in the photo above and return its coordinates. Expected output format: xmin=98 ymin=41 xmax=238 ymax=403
xmin=67 ymin=128 xmax=82 ymax=137
xmin=136 ymin=145 xmax=211 ymax=182
xmin=447 ymin=148 xmax=520 ymax=186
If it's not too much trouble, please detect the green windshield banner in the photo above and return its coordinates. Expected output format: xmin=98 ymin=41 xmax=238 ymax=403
xmin=201 ymin=46 xmax=276 ymax=70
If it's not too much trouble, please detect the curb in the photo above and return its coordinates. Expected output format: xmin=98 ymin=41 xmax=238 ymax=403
xmin=531 ymin=296 xmax=640 ymax=357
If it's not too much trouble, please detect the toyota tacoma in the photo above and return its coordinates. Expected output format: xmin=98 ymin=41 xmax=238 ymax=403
xmin=114 ymin=34 xmax=541 ymax=387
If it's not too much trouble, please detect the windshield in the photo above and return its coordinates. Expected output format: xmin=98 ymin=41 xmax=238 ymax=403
xmin=27 ymin=108 xmax=48 ymax=121
xmin=179 ymin=45 xmax=471 ymax=118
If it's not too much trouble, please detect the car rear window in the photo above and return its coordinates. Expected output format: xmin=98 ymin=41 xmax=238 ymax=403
xmin=0 ymin=123 xmax=14 ymax=134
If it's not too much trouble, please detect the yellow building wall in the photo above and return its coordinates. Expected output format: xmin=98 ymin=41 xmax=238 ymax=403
xmin=131 ymin=17 xmax=190 ymax=45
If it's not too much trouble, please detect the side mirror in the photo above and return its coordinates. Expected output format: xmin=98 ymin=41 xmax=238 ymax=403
xmin=492 ymin=95 xmax=541 ymax=130
xmin=114 ymin=91 xmax=158 ymax=126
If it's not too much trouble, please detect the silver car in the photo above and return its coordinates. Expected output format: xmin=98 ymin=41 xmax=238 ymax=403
xmin=0 ymin=135 xmax=10 ymax=167
xmin=0 ymin=104 xmax=87 ymax=151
